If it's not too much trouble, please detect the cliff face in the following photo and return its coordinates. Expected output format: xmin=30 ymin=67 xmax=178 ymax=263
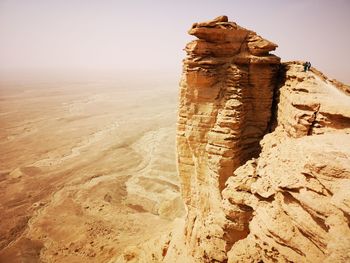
xmin=222 ymin=62 xmax=350 ymax=263
xmin=176 ymin=16 xmax=350 ymax=263
xmin=177 ymin=15 xmax=280 ymax=261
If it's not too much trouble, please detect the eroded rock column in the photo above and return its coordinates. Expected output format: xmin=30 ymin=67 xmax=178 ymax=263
xmin=176 ymin=16 xmax=280 ymax=261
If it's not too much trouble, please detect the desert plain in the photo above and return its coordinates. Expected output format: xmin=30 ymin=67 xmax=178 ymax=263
xmin=0 ymin=72 xmax=184 ymax=262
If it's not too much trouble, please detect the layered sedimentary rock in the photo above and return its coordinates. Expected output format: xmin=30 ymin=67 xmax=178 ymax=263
xmin=175 ymin=16 xmax=350 ymax=262
xmin=222 ymin=62 xmax=350 ymax=262
xmin=177 ymin=15 xmax=280 ymax=261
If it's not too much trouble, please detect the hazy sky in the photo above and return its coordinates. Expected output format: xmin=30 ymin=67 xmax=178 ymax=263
xmin=0 ymin=0 xmax=349 ymax=83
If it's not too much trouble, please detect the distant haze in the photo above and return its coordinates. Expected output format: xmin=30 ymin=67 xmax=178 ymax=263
xmin=0 ymin=0 xmax=349 ymax=83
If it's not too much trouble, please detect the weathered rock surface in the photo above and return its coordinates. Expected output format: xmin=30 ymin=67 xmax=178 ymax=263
xmin=177 ymin=15 xmax=280 ymax=262
xmin=108 ymin=16 xmax=350 ymax=263
xmin=224 ymin=132 xmax=350 ymax=263
xmin=172 ymin=16 xmax=350 ymax=263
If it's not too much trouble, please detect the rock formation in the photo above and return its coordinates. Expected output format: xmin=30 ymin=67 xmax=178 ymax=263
xmin=113 ymin=15 xmax=350 ymax=263
xmin=177 ymin=15 xmax=280 ymax=261
xmin=174 ymin=16 xmax=350 ymax=263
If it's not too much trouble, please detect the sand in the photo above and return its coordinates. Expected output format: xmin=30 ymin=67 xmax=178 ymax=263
xmin=0 ymin=75 xmax=184 ymax=262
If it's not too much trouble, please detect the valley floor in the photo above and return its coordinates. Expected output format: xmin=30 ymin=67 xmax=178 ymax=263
xmin=0 ymin=77 xmax=184 ymax=262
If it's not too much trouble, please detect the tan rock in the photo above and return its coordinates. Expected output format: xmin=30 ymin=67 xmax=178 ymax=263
xmin=173 ymin=16 xmax=350 ymax=263
xmin=122 ymin=16 xmax=350 ymax=263
xmin=247 ymin=32 xmax=278 ymax=55
xmin=225 ymin=133 xmax=350 ymax=263
xmin=177 ymin=16 xmax=280 ymax=262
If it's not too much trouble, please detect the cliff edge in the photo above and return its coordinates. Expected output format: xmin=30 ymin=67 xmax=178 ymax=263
xmin=174 ymin=16 xmax=350 ymax=263
xmin=177 ymin=15 xmax=280 ymax=262
xmin=115 ymin=16 xmax=350 ymax=263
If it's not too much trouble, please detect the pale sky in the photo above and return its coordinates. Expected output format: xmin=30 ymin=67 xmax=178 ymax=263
xmin=0 ymin=0 xmax=349 ymax=83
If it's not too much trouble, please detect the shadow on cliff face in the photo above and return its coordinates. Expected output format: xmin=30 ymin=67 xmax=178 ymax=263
xmin=268 ymin=63 xmax=287 ymax=133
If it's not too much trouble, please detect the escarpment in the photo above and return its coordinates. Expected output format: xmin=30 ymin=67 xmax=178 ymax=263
xmin=177 ymin=15 xmax=280 ymax=261
xmin=176 ymin=16 xmax=350 ymax=263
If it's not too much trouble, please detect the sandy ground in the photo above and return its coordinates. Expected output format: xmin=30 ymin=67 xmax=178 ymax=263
xmin=0 ymin=75 xmax=184 ymax=262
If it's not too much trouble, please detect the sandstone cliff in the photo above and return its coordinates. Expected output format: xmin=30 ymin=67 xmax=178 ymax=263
xmin=173 ymin=16 xmax=350 ymax=263
xmin=176 ymin=15 xmax=281 ymax=261
xmin=114 ymin=16 xmax=350 ymax=263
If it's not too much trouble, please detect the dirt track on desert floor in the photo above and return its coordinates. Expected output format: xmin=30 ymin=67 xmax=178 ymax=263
xmin=0 ymin=75 xmax=184 ymax=262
